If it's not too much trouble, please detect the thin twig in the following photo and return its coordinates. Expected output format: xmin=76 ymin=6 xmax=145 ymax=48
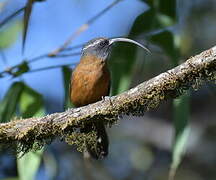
xmin=22 ymin=0 xmax=34 ymax=54
xmin=49 ymin=0 xmax=123 ymax=56
xmin=28 ymin=52 xmax=80 ymax=63
xmin=0 ymin=48 xmax=80 ymax=77
xmin=53 ymin=52 xmax=80 ymax=57
xmin=62 ymin=44 xmax=83 ymax=52
xmin=0 ymin=0 xmax=122 ymax=78
xmin=28 ymin=63 xmax=76 ymax=73
xmin=0 ymin=7 xmax=25 ymax=28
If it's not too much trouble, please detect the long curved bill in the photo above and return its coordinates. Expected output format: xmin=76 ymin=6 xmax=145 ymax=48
xmin=109 ymin=38 xmax=150 ymax=53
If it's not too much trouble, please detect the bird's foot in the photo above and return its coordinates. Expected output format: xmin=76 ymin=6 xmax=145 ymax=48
xmin=102 ymin=96 xmax=113 ymax=106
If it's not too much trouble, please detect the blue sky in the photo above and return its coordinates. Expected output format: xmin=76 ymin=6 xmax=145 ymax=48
xmin=0 ymin=0 xmax=148 ymax=111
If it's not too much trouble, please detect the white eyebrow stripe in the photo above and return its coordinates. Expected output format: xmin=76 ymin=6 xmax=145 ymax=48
xmin=83 ymin=39 xmax=102 ymax=50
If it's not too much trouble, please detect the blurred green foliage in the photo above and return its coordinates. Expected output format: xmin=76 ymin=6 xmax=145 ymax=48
xmin=17 ymin=83 xmax=45 ymax=180
xmin=17 ymin=150 xmax=44 ymax=180
xmin=0 ymin=80 xmax=44 ymax=179
xmin=0 ymin=0 xmax=208 ymax=179
xmin=19 ymin=83 xmax=44 ymax=118
xmin=110 ymin=0 xmax=189 ymax=179
xmin=0 ymin=20 xmax=22 ymax=49
xmin=0 ymin=82 xmax=24 ymax=123
xmin=170 ymin=94 xmax=190 ymax=180
xmin=62 ymin=66 xmax=73 ymax=109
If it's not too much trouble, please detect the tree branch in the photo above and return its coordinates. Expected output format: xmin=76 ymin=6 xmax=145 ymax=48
xmin=0 ymin=46 xmax=216 ymax=152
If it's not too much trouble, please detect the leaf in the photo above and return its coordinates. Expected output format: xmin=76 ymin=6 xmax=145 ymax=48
xmin=157 ymin=0 xmax=176 ymax=20
xmin=19 ymin=84 xmax=44 ymax=118
xmin=0 ymin=82 xmax=44 ymax=123
xmin=0 ymin=20 xmax=22 ymax=49
xmin=22 ymin=0 xmax=46 ymax=52
xmin=130 ymin=10 xmax=175 ymax=37
xmin=22 ymin=0 xmax=34 ymax=53
xmin=142 ymin=0 xmax=176 ymax=20
xmin=109 ymin=44 xmax=137 ymax=95
xmin=129 ymin=9 xmax=161 ymax=37
xmin=17 ymin=84 xmax=45 ymax=180
xmin=62 ymin=66 xmax=72 ymax=109
xmin=0 ymin=82 xmax=24 ymax=123
xmin=173 ymin=94 xmax=190 ymax=136
xmin=17 ymin=150 xmax=44 ymax=180
xmin=150 ymin=30 xmax=179 ymax=65
xmin=169 ymin=93 xmax=190 ymax=180
xmin=0 ymin=178 xmax=19 ymax=180
xmin=141 ymin=0 xmax=154 ymax=7
xmin=0 ymin=7 xmax=25 ymax=28
xmin=156 ymin=13 xmax=175 ymax=28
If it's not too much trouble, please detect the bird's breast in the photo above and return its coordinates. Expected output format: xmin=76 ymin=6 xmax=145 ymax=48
xmin=70 ymin=58 xmax=110 ymax=107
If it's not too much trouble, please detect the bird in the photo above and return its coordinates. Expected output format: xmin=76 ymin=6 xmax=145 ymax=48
xmin=70 ymin=37 xmax=149 ymax=159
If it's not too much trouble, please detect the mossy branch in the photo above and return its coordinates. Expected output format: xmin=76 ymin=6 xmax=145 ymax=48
xmin=0 ymin=46 xmax=216 ymax=153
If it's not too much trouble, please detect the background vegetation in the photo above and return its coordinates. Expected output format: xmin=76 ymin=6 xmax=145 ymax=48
xmin=0 ymin=0 xmax=216 ymax=179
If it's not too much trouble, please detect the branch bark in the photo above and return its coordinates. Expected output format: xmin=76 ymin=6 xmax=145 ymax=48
xmin=0 ymin=46 xmax=216 ymax=152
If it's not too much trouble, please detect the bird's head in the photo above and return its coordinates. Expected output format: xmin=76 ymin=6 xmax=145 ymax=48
xmin=81 ymin=37 xmax=150 ymax=60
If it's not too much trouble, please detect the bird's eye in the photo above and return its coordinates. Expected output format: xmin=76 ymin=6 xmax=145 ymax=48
xmin=99 ymin=40 xmax=109 ymax=47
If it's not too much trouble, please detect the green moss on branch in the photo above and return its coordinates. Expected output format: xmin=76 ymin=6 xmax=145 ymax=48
xmin=0 ymin=46 xmax=216 ymax=154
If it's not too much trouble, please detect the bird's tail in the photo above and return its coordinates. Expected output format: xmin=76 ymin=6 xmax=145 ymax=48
xmin=82 ymin=121 xmax=109 ymax=159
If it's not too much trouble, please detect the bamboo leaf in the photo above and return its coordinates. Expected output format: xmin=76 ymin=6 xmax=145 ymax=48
xmin=17 ymin=84 xmax=45 ymax=180
xmin=0 ymin=20 xmax=22 ymax=49
xmin=169 ymin=93 xmax=190 ymax=180
xmin=17 ymin=150 xmax=43 ymax=180
xmin=0 ymin=82 xmax=24 ymax=123
xmin=62 ymin=66 xmax=72 ymax=109
xmin=22 ymin=0 xmax=46 ymax=52
xmin=150 ymin=30 xmax=178 ymax=65
xmin=19 ymin=84 xmax=44 ymax=118
xmin=109 ymin=45 xmax=137 ymax=95
xmin=22 ymin=0 xmax=34 ymax=52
